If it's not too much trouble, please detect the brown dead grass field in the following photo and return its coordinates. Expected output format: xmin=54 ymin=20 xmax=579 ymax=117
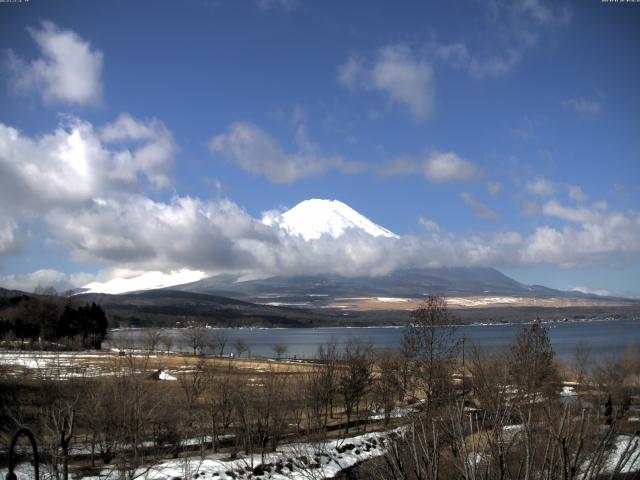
xmin=0 ymin=349 xmax=320 ymax=379
xmin=328 ymin=295 xmax=634 ymax=311
xmin=145 ymin=353 xmax=319 ymax=374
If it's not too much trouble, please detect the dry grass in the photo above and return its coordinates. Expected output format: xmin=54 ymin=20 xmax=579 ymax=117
xmin=326 ymin=295 xmax=634 ymax=312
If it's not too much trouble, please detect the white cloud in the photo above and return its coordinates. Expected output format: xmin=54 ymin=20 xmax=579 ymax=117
xmin=45 ymin=195 xmax=274 ymax=270
xmin=542 ymin=199 xmax=597 ymax=223
xmin=571 ymin=286 xmax=611 ymax=297
xmin=487 ymin=181 xmax=503 ymax=196
xmin=0 ymin=269 xmax=93 ymax=293
xmin=523 ymin=200 xmax=640 ymax=267
xmin=468 ymin=50 xmax=523 ymax=78
xmin=430 ymin=0 xmax=571 ymax=78
xmin=100 ymin=113 xmax=175 ymax=189
xmin=377 ymin=152 xmax=481 ymax=183
xmin=526 ymin=177 xmax=555 ymax=196
xmin=522 ymin=201 xmax=541 ymax=217
xmin=567 ymin=184 xmax=588 ymax=202
xmin=0 ymin=115 xmax=173 ymax=208
xmin=371 ymin=45 xmax=434 ymax=119
xmin=2 ymin=116 xmax=639 ymax=290
xmin=7 ymin=21 xmax=103 ymax=106
xmin=210 ymin=122 xmax=362 ymax=183
xmin=563 ymin=98 xmax=601 ymax=116
xmin=0 ymin=217 xmax=21 ymax=255
xmin=338 ymin=56 xmax=364 ymax=91
xmin=338 ymin=45 xmax=435 ymax=120
xmin=424 ymin=152 xmax=480 ymax=182
xmin=429 ymin=40 xmax=469 ymax=67
xmin=376 ymin=157 xmax=421 ymax=177
xmin=519 ymin=0 xmax=572 ymax=26
xmin=419 ymin=217 xmax=441 ymax=233
xmin=0 ymin=114 xmax=175 ymax=251
xmin=460 ymin=192 xmax=499 ymax=220
xmin=3 ymin=192 xmax=640 ymax=286
xmin=256 ymin=0 xmax=298 ymax=12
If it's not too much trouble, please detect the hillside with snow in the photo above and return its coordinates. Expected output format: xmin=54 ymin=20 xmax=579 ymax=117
xmin=80 ymin=269 xmax=207 ymax=295
xmin=264 ymin=198 xmax=399 ymax=241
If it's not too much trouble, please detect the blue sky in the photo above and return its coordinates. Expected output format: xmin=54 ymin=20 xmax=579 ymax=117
xmin=0 ymin=0 xmax=639 ymax=296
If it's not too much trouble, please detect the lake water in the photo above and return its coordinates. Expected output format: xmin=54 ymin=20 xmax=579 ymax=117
xmin=107 ymin=319 xmax=640 ymax=361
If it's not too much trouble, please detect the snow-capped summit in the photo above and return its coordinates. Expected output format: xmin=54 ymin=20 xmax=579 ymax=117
xmin=266 ymin=199 xmax=399 ymax=241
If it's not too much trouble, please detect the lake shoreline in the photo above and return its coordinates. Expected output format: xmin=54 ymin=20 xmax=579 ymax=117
xmin=108 ymin=315 xmax=639 ymax=333
xmin=106 ymin=318 xmax=640 ymax=361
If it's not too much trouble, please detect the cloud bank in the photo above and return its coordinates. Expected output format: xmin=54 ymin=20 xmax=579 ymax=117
xmin=1 ymin=113 xmax=639 ymax=292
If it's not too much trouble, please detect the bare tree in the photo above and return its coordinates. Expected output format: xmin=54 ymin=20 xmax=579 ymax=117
xmin=144 ymin=328 xmax=163 ymax=353
xmin=372 ymin=349 xmax=404 ymax=425
xmin=338 ymin=339 xmax=373 ymax=433
xmin=317 ymin=341 xmax=338 ymax=424
xmin=374 ymin=349 xmax=640 ymax=480
xmin=572 ymin=341 xmax=592 ymax=384
xmin=304 ymin=365 xmax=330 ymax=431
xmin=255 ymin=368 xmax=289 ymax=460
xmin=92 ymin=351 xmax=168 ymax=480
xmin=273 ymin=342 xmax=288 ymax=359
xmin=35 ymin=353 xmax=86 ymax=480
xmin=177 ymin=357 xmax=208 ymax=453
xmin=183 ymin=321 xmax=208 ymax=356
xmin=468 ymin=345 xmax=511 ymax=418
xmin=508 ymin=320 xmax=559 ymax=405
xmin=160 ymin=334 xmax=173 ymax=354
xmin=234 ymin=338 xmax=249 ymax=358
xmin=402 ymin=295 xmax=459 ymax=410
xmin=208 ymin=330 xmax=228 ymax=356
xmin=594 ymin=342 xmax=640 ymax=418
xmin=204 ymin=366 xmax=234 ymax=453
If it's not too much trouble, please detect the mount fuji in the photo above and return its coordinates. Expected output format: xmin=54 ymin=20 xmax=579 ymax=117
xmin=78 ymin=199 xmax=624 ymax=305
xmin=264 ymin=198 xmax=399 ymax=241
xmin=81 ymin=199 xmax=396 ymax=294
xmin=72 ymin=199 xmax=638 ymax=325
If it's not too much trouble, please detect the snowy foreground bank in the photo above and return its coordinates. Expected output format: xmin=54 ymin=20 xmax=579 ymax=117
xmin=2 ymin=429 xmax=639 ymax=480
xmin=3 ymin=430 xmax=639 ymax=480
xmin=2 ymin=429 xmax=395 ymax=480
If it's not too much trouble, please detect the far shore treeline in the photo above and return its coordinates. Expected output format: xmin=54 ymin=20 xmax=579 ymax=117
xmin=0 ymin=288 xmax=107 ymax=349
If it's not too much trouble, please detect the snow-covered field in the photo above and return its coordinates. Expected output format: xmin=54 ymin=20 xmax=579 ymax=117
xmin=0 ymin=351 xmax=125 ymax=378
xmin=447 ymin=296 xmax=522 ymax=307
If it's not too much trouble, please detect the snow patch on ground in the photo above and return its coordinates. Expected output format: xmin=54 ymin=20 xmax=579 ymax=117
xmin=598 ymin=435 xmax=640 ymax=475
xmin=369 ymin=406 xmax=414 ymax=421
xmin=376 ymin=297 xmax=411 ymax=303
xmin=158 ymin=370 xmax=177 ymax=381
xmin=447 ymin=296 xmax=522 ymax=307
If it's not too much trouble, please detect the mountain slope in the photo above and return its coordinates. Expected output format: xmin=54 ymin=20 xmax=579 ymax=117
xmin=172 ymin=267 xmax=583 ymax=305
xmin=74 ymin=290 xmax=346 ymax=328
xmin=81 ymin=270 xmax=208 ymax=295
